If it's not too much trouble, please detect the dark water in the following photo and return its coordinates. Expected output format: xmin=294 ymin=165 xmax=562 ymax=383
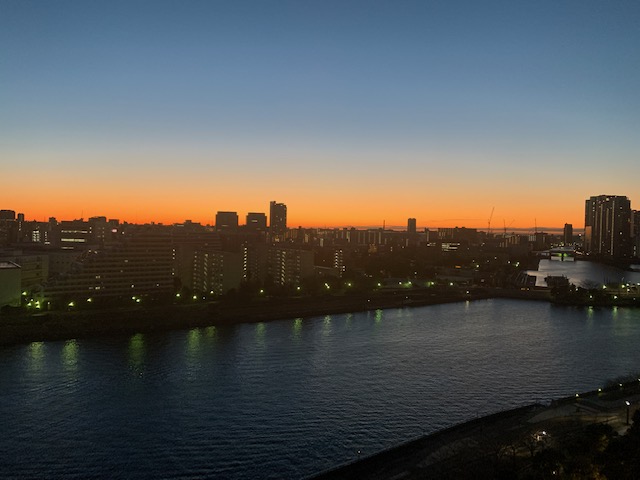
xmin=2 ymin=299 xmax=640 ymax=479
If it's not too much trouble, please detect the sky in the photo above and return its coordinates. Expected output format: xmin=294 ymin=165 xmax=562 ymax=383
xmin=1 ymin=0 xmax=639 ymax=230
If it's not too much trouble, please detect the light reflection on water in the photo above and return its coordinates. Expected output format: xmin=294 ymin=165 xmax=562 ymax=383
xmin=28 ymin=341 xmax=45 ymax=373
xmin=292 ymin=317 xmax=302 ymax=338
xmin=62 ymin=339 xmax=78 ymax=370
xmin=255 ymin=322 xmax=266 ymax=347
xmin=2 ymin=299 xmax=640 ymax=479
xmin=128 ymin=333 xmax=145 ymax=376
xmin=322 ymin=315 xmax=332 ymax=337
xmin=530 ymin=259 xmax=640 ymax=287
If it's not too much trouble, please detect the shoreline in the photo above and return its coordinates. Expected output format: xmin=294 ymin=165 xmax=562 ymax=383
xmin=309 ymin=380 xmax=640 ymax=479
xmin=4 ymin=283 xmax=638 ymax=348
xmin=0 ymin=288 xmax=550 ymax=347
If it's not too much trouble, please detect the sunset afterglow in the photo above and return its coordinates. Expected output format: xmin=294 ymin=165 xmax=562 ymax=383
xmin=2 ymin=1 xmax=639 ymax=229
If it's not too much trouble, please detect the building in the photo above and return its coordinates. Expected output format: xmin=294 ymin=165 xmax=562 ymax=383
xmin=240 ymin=244 xmax=313 ymax=287
xmin=0 ymin=210 xmax=17 ymax=246
xmin=192 ymin=250 xmax=243 ymax=295
xmin=39 ymin=226 xmax=175 ymax=307
xmin=563 ymin=223 xmax=573 ymax=245
xmin=59 ymin=219 xmax=91 ymax=250
xmin=0 ymin=250 xmax=49 ymax=291
xmin=333 ymin=249 xmax=345 ymax=277
xmin=246 ymin=212 xmax=267 ymax=232
xmin=0 ymin=261 xmax=21 ymax=310
xmin=584 ymin=195 xmax=632 ymax=259
xmin=269 ymin=201 xmax=287 ymax=239
xmin=267 ymin=246 xmax=313 ymax=287
xmin=0 ymin=210 xmax=15 ymax=221
xmin=215 ymin=211 xmax=239 ymax=231
xmin=632 ymin=210 xmax=640 ymax=258
xmin=407 ymin=218 xmax=417 ymax=234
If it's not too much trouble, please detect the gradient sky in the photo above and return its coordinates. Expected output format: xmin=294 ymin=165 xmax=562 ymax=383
xmin=2 ymin=0 xmax=639 ymax=229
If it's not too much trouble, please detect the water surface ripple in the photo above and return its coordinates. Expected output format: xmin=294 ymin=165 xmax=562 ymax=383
xmin=2 ymin=299 xmax=640 ymax=479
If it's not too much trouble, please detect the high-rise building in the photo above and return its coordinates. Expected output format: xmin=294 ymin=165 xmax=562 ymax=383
xmin=584 ymin=195 xmax=632 ymax=259
xmin=246 ymin=212 xmax=267 ymax=232
xmin=632 ymin=210 xmax=640 ymax=258
xmin=407 ymin=218 xmax=417 ymax=234
xmin=269 ymin=201 xmax=287 ymax=238
xmin=563 ymin=223 xmax=573 ymax=245
xmin=215 ymin=211 xmax=239 ymax=231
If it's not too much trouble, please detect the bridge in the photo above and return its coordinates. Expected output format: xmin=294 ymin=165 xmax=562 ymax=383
xmin=538 ymin=247 xmax=576 ymax=261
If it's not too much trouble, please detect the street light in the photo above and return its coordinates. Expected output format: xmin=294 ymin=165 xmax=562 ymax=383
xmin=626 ymin=401 xmax=631 ymax=425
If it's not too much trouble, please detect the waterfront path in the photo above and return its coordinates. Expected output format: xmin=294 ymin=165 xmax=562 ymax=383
xmin=0 ymin=287 xmax=550 ymax=347
xmin=309 ymin=383 xmax=640 ymax=480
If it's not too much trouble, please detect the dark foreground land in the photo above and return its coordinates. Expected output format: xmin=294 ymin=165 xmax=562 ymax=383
xmin=310 ymin=381 xmax=640 ymax=480
xmin=0 ymin=287 xmax=549 ymax=347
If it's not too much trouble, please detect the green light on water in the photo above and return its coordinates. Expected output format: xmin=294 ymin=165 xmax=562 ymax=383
xmin=128 ymin=333 xmax=145 ymax=371
xmin=293 ymin=318 xmax=302 ymax=337
xmin=205 ymin=326 xmax=217 ymax=338
xmin=62 ymin=339 xmax=78 ymax=369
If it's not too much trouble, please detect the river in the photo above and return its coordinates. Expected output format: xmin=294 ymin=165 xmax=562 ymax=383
xmin=529 ymin=258 xmax=640 ymax=288
xmin=1 ymin=299 xmax=640 ymax=479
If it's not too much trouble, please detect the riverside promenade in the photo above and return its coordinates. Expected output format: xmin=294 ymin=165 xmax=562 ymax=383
xmin=308 ymin=382 xmax=640 ymax=480
xmin=0 ymin=287 xmax=550 ymax=347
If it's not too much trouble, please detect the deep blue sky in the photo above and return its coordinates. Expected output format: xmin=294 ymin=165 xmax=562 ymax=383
xmin=2 ymin=1 xmax=639 ymax=227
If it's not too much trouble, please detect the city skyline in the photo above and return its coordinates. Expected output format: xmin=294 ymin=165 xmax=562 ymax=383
xmin=3 ymin=1 xmax=639 ymax=228
xmin=0 ymin=202 xmax=590 ymax=233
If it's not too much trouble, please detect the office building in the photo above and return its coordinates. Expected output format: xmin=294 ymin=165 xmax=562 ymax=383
xmin=246 ymin=212 xmax=267 ymax=232
xmin=215 ymin=211 xmax=239 ymax=231
xmin=59 ymin=219 xmax=91 ymax=250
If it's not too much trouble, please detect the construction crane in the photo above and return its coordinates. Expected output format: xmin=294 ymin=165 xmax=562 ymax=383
xmin=503 ymin=219 xmax=514 ymax=236
xmin=487 ymin=207 xmax=494 ymax=235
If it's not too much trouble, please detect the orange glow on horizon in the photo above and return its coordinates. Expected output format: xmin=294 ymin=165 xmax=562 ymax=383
xmin=2 ymin=160 xmax=622 ymax=232
xmin=9 ymin=196 xmax=584 ymax=232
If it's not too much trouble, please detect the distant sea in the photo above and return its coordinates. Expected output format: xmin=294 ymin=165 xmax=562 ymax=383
xmin=2 ymin=297 xmax=640 ymax=479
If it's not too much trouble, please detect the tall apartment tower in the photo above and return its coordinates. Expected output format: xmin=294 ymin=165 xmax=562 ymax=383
xmin=632 ymin=210 xmax=640 ymax=257
xmin=584 ymin=195 xmax=632 ymax=259
xmin=563 ymin=223 xmax=573 ymax=245
xmin=269 ymin=201 xmax=287 ymax=238
xmin=407 ymin=218 xmax=417 ymax=234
